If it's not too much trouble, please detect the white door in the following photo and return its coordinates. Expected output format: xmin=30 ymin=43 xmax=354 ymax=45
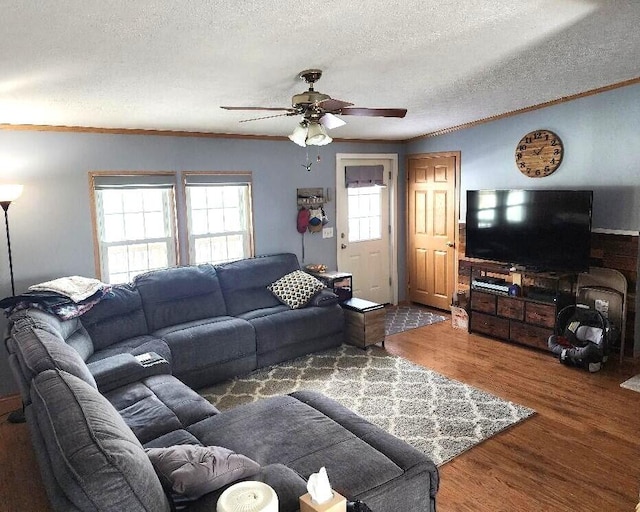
xmin=336 ymin=154 xmax=397 ymax=305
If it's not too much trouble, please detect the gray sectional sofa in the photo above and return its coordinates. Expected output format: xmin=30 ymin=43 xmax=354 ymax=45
xmin=5 ymin=253 xmax=439 ymax=511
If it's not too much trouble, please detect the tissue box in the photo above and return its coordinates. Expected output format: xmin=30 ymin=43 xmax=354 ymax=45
xmin=299 ymin=492 xmax=347 ymax=512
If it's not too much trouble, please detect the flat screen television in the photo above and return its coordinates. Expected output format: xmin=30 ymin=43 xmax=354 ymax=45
xmin=465 ymin=189 xmax=593 ymax=272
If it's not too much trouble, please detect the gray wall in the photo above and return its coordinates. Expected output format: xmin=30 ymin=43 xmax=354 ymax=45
xmin=407 ymin=82 xmax=640 ymax=359
xmin=1 ymin=81 xmax=638 ymax=397
xmin=0 ymin=131 xmax=401 ymax=395
xmin=406 ymin=82 xmax=640 ymax=230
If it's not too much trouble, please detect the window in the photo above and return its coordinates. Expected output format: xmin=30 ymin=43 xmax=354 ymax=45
xmin=185 ymin=173 xmax=253 ymax=265
xmin=344 ymin=164 xmax=385 ymax=243
xmin=90 ymin=171 xmax=254 ymax=283
xmin=347 ymin=186 xmax=383 ymax=242
xmin=92 ymin=174 xmax=177 ymax=284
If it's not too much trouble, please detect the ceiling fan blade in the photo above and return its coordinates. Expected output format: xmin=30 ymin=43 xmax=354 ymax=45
xmin=320 ymin=113 xmax=346 ymax=130
xmin=318 ymin=98 xmax=354 ymax=111
xmin=339 ymin=107 xmax=407 ymax=118
xmin=238 ymin=112 xmax=296 ymax=123
xmin=221 ymin=106 xmax=294 ymax=112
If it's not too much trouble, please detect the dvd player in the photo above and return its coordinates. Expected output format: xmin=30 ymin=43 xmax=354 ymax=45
xmin=472 ymin=279 xmax=511 ymax=295
xmin=473 ymin=276 xmax=506 ymax=285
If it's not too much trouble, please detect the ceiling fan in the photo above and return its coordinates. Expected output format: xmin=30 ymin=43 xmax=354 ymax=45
xmin=221 ymin=69 xmax=407 ymax=146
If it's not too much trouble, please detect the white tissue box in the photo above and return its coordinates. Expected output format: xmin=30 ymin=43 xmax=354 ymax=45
xmin=299 ymin=491 xmax=347 ymax=512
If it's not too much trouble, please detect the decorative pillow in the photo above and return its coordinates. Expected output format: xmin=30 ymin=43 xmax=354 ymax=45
xmin=267 ymin=270 xmax=325 ymax=309
xmin=146 ymin=445 xmax=260 ymax=500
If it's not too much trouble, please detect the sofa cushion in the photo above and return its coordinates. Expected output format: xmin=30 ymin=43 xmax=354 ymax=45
xmin=31 ymin=369 xmax=171 ymax=512
xmin=105 ymin=374 xmax=219 ymax=445
xmin=80 ymin=284 xmax=149 ymax=350
xmin=154 ymin=317 xmax=255 ymax=376
xmin=237 ymin=305 xmax=290 ymax=321
xmin=215 ymin=253 xmax=301 ymax=316
xmin=12 ymin=308 xmax=95 ymax=360
xmin=268 ymin=270 xmax=325 ymax=309
xmin=146 ymin=445 xmax=260 ymax=499
xmin=188 ymin=394 xmax=405 ymax=499
xmin=10 ymin=320 xmax=97 ymax=389
xmin=135 ymin=264 xmax=227 ymax=331
xmin=250 ymin=306 xmax=344 ymax=357
xmin=144 ymin=429 xmax=203 ymax=449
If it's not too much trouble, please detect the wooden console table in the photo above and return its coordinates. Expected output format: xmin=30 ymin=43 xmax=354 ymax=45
xmin=467 ymin=263 xmax=575 ymax=351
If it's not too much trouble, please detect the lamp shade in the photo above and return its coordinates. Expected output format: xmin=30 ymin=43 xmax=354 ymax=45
xmin=0 ymin=184 xmax=23 ymax=203
xmin=289 ymin=124 xmax=308 ymax=147
xmin=306 ymin=123 xmax=332 ymax=146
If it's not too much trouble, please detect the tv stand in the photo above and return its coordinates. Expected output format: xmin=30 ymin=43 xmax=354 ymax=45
xmin=466 ymin=262 xmax=575 ymax=351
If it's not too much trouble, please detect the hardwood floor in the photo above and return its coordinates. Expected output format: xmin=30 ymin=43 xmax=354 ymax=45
xmin=387 ymin=318 xmax=640 ymax=512
xmin=1 ymin=318 xmax=639 ymax=511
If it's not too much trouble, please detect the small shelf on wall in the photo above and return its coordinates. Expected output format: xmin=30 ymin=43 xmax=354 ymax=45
xmin=297 ymin=187 xmax=325 ymax=207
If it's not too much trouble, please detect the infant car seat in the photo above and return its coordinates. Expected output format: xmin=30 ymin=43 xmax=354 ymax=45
xmin=548 ymin=304 xmax=611 ymax=373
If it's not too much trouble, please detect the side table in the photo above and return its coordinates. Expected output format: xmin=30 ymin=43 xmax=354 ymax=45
xmin=305 ymin=270 xmax=353 ymax=302
xmin=341 ymin=297 xmax=386 ymax=348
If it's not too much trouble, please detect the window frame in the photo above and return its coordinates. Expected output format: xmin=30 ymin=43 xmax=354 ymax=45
xmin=182 ymin=171 xmax=255 ymax=265
xmin=89 ymin=170 xmax=256 ymax=283
xmin=89 ymin=171 xmax=179 ymax=283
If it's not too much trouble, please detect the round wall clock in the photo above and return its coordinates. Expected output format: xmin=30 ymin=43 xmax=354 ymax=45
xmin=515 ymin=129 xmax=564 ymax=178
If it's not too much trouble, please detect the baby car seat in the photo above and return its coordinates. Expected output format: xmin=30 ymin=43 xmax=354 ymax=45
xmin=548 ymin=304 xmax=610 ymax=372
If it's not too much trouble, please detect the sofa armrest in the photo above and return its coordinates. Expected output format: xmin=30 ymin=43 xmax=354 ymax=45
xmin=308 ymin=289 xmax=341 ymax=307
xmin=87 ymin=352 xmax=171 ymax=392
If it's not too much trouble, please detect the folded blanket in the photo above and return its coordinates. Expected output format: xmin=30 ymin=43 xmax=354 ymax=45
xmin=1 ymin=287 xmax=113 ymax=320
xmin=28 ymin=276 xmax=107 ymax=303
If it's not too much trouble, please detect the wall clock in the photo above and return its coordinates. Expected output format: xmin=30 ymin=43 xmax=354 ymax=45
xmin=515 ymin=129 xmax=564 ymax=177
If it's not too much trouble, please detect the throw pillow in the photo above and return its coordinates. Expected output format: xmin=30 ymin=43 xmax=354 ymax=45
xmin=267 ymin=270 xmax=325 ymax=309
xmin=146 ymin=445 xmax=260 ymax=500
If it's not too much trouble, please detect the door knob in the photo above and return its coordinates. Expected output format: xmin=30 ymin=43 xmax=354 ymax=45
xmin=341 ymin=243 xmax=347 ymax=249
xmin=446 ymin=241 xmax=455 ymax=247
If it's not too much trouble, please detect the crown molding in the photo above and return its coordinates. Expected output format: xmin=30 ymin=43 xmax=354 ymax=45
xmin=407 ymin=76 xmax=640 ymax=141
xmin=2 ymin=76 xmax=638 ymax=142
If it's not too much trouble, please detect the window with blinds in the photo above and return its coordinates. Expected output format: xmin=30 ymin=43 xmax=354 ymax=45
xmin=91 ymin=173 xmax=177 ymax=284
xmin=90 ymin=172 xmax=254 ymax=283
xmin=184 ymin=173 xmax=253 ymax=265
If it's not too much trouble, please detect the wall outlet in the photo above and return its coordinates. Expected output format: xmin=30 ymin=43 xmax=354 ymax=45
xmin=322 ymin=227 xmax=334 ymax=239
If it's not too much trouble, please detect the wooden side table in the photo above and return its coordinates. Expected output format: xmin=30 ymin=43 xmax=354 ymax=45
xmin=341 ymin=297 xmax=386 ymax=348
xmin=305 ymin=270 xmax=352 ymax=302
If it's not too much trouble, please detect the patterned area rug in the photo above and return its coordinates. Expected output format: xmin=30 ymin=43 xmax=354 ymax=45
xmin=385 ymin=304 xmax=447 ymax=335
xmin=620 ymin=374 xmax=640 ymax=393
xmin=200 ymin=345 xmax=535 ymax=465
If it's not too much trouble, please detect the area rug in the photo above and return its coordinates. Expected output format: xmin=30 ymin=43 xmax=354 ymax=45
xmin=385 ymin=304 xmax=447 ymax=335
xmin=620 ymin=374 xmax=640 ymax=393
xmin=200 ymin=345 xmax=535 ymax=466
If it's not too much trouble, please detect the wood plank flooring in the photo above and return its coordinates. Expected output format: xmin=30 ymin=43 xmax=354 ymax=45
xmin=1 ymin=316 xmax=639 ymax=511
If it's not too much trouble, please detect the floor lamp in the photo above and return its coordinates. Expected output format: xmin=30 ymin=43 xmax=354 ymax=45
xmin=0 ymin=184 xmax=23 ymax=423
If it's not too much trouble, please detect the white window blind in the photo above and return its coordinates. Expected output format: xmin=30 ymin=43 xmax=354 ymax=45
xmin=92 ymin=173 xmax=177 ymax=283
xmin=184 ymin=173 xmax=253 ymax=265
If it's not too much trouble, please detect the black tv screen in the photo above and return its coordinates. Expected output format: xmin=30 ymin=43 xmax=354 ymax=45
xmin=465 ymin=189 xmax=593 ymax=272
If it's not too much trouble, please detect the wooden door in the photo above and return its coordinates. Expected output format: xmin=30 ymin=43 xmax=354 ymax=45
xmin=407 ymin=153 xmax=459 ymax=310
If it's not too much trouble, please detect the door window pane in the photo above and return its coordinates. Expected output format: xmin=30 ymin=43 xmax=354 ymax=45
xmin=347 ymin=187 xmax=382 ymax=242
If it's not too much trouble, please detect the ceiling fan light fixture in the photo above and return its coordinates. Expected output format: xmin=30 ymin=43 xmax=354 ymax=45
xmin=305 ymin=122 xmax=332 ymax=146
xmin=319 ymin=112 xmax=346 ymax=130
xmin=289 ymin=122 xmax=308 ymax=147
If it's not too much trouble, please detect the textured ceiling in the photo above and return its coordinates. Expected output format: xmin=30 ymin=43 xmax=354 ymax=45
xmin=1 ymin=0 xmax=639 ymax=140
